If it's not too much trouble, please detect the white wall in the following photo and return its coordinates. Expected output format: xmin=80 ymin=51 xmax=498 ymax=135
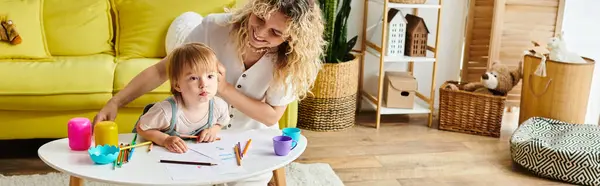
xmin=562 ymin=0 xmax=600 ymax=124
xmin=354 ymin=0 xmax=468 ymax=111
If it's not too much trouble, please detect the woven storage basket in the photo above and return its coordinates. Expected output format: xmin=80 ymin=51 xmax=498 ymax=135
xmin=390 ymin=0 xmax=427 ymax=4
xmin=298 ymin=55 xmax=360 ymax=132
xmin=438 ymin=81 xmax=506 ymax=138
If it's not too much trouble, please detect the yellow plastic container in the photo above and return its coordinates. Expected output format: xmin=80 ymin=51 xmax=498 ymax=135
xmin=94 ymin=121 xmax=118 ymax=146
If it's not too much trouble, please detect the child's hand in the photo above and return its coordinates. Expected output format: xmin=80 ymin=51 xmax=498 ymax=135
xmin=197 ymin=125 xmax=221 ymax=143
xmin=163 ymin=136 xmax=188 ymax=153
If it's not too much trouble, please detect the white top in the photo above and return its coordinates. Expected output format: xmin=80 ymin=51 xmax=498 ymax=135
xmin=37 ymin=129 xmax=307 ymax=185
xmin=138 ymin=97 xmax=230 ymax=135
xmin=184 ymin=13 xmax=296 ymax=131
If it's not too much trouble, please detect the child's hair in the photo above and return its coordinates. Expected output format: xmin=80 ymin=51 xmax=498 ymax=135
xmin=166 ymin=42 xmax=219 ymax=98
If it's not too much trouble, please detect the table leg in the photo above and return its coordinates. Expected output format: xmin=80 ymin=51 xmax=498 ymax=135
xmin=70 ymin=176 xmax=83 ymax=186
xmin=271 ymin=167 xmax=286 ymax=186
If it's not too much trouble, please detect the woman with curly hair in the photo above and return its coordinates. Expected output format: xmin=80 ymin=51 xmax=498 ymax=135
xmin=93 ymin=0 xmax=324 ymax=185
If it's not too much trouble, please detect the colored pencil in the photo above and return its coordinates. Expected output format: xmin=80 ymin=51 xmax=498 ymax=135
xmin=234 ymin=145 xmax=241 ymax=166
xmin=113 ymin=144 xmax=122 ymax=170
xmin=147 ymin=143 xmax=153 ymax=152
xmin=159 ymin=159 xmax=217 ymax=166
xmin=123 ymin=149 xmax=131 ymax=163
xmin=117 ymin=144 xmax=125 ymax=167
xmin=179 ymin=135 xmax=221 ymax=141
xmin=121 ymin=144 xmax=128 ymax=167
xmin=242 ymin=139 xmax=252 ymax=157
xmin=237 ymin=142 xmax=241 ymax=158
xmin=112 ymin=155 xmax=118 ymax=170
xmin=120 ymin=141 xmax=152 ymax=150
xmin=128 ymin=134 xmax=138 ymax=161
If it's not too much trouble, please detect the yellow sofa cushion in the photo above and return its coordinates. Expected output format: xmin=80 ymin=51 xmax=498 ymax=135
xmin=43 ymin=0 xmax=114 ymax=56
xmin=114 ymin=58 xmax=171 ymax=108
xmin=0 ymin=108 xmax=144 ymax=139
xmin=0 ymin=54 xmax=116 ymax=110
xmin=111 ymin=0 xmax=236 ymax=60
xmin=0 ymin=0 xmax=52 ymax=60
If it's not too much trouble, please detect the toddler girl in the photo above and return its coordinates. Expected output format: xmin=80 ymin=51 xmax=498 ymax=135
xmin=135 ymin=42 xmax=230 ymax=153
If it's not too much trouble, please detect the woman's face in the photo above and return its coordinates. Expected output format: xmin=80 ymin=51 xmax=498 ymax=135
xmin=247 ymin=11 xmax=288 ymax=50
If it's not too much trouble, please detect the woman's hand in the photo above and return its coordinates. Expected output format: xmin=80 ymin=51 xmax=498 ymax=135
xmin=93 ymin=57 xmax=170 ymax=127
xmin=217 ymin=62 xmax=230 ymax=93
xmin=197 ymin=125 xmax=221 ymax=143
xmin=92 ymin=101 xmax=119 ymax=125
xmin=163 ymin=136 xmax=188 ymax=153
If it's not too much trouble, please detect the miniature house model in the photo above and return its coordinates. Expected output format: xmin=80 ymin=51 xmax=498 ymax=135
xmin=405 ymin=14 xmax=429 ymax=57
xmin=386 ymin=8 xmax=407 ymax=56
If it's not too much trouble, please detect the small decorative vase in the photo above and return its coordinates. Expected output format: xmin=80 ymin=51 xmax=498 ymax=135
xmin=94 ymin=121 xmax=119 ymax=146
xmin=67 ymin=117 xmax=92 ymax=151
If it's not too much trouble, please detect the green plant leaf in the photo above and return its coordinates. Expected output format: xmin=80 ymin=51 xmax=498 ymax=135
xmin=344 ymin=36 xmax=358 ymax=60
xmin=319 ymin=0 xmax=357 ymax=63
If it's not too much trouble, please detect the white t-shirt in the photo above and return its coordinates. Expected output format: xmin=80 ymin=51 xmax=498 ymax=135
xmin=183 ymin=13 xmax=296 ymax=131
xmin=138 ymin=97 xmax=230 ymax=135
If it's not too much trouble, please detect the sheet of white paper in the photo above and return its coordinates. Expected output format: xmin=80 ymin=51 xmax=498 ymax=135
xmin=150 ymin=146 xmax=217 ymax=180
xmin=188 ymin=143 xmax=220 ymax=160
xmin=150 ymin=139 xmax=249 ymax=180
xmin=212 ymin=145 xmax=245 ymax=174
xmin=191 ymin=130 xmax=259 ymax=175
xmin=149 ymin=130 xmax=272 ymax=180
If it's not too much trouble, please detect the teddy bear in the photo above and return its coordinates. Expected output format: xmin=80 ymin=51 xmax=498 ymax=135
xmin=444 ymin=61 xmax=523 ymax=96
xmin=0 ymin=17 xmax=22 ymax=45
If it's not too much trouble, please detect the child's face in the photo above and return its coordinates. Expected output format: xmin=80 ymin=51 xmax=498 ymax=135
xmin=175 ymin=68 xmax=218 ymax=103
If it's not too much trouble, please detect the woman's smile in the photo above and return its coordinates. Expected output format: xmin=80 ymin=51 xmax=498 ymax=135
xmin=250 ymin=27 xmax=268 ymax=47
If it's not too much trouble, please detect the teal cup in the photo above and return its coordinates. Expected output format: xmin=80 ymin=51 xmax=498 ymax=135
xmin=282 ymin=128 xmax=301 ymax=147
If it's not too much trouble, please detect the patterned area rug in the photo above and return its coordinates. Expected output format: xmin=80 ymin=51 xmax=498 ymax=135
xmin=0 ymin=162 xmax=344 ymax=186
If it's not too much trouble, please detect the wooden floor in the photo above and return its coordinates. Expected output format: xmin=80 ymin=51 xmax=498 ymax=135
xmin=0 ymin=109 xmax=574 ymax=185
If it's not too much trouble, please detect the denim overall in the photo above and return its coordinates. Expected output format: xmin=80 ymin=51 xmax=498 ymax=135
xmin=132 ymin=97 xmax=214 ymax=137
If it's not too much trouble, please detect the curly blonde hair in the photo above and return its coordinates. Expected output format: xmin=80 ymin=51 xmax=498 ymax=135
xmin=228 ymin=0 xmax=326 ymax=100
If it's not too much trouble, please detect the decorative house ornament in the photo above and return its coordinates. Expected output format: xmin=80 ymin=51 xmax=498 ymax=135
xmin=386 ymin=8 xmax=407 ymax=56
xmin=405 ymin=14 xmax=429 ymax=57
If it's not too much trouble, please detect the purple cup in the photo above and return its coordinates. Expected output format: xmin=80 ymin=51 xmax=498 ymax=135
xmin=273 ymin=135 xmax=297 ymax=156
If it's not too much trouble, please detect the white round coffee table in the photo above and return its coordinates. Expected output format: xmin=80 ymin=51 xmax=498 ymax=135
xmin=38 ymin=128 xmax=307 ymax=186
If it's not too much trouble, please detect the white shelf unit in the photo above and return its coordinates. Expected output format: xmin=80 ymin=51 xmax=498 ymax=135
xmin=358 ymin=0 xmax=442 ymax=129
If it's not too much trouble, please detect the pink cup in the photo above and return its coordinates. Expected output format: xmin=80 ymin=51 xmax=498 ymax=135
xmin=68 ymin=117 xmax=92 ymax=151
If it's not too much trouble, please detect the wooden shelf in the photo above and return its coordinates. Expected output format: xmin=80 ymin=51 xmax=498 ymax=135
xmin=359 ymin=0 xmax=442 ymax=129
xmin=370 ymin=0 xmax=441 ymax=9
xmin=365 ymin=44 xmax=436 ymax=63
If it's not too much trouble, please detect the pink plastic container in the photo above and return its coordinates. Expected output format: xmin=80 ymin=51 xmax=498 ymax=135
xmin=68 ymin=117 xmax=92 ymax=151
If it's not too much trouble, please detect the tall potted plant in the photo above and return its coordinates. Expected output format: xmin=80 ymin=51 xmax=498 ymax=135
xmin=298 ymin=0 xmax=359 ymax=132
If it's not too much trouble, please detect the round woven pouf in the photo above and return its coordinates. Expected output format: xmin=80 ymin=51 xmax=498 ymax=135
xmin=298 ymin=56 xmax=359 ymax=132
xmin=510 ymin=117 xmax=600 ymax=186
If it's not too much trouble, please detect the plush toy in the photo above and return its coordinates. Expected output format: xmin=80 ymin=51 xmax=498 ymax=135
xmin=0 ymin=17 xmax=22 ymax=45
xmin=547 ymin=32 xmax=586 ymax=63
xmin=455 ymin=61 xmax=523 ymax=96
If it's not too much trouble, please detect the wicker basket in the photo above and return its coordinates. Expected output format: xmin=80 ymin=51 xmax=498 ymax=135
xmin=390 ymin=0 xmax=427 ymax=4
xmin=298 ymin=55 xmax=360 ymax=132
xmin=438 ymin=81 xmax=506 ymax=138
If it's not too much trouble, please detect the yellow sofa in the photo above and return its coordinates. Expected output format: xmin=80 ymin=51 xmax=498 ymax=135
xmin=0 ymin=0 xmax=297 ymax=140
